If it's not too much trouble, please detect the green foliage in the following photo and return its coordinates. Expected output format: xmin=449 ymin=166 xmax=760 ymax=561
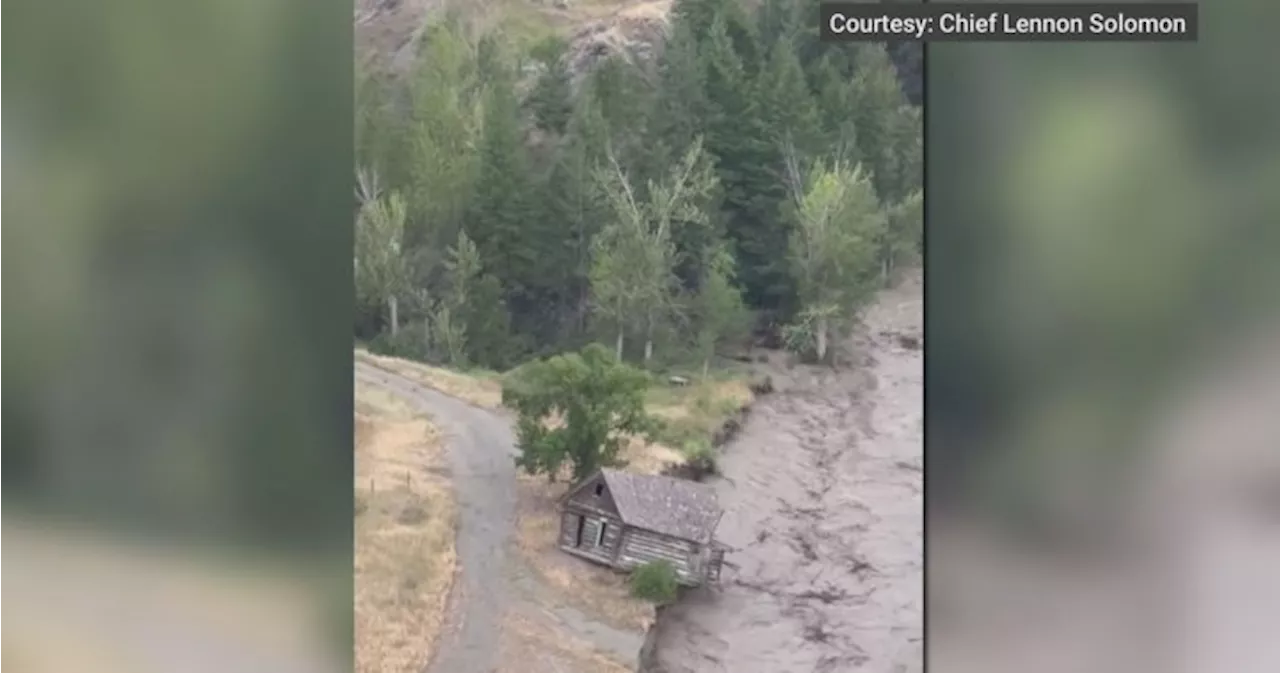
xmin=405 ymin=22 xmax=485 ymax=248
xmin=592 ymin=139 xmax=719 ymax=364
xmin=351 ymin=6 xmax=920 ymax=373
xmin=882 ymin=189 xmax=924 ymax=280
xmin=682 ymin=437 xmax=719 ymax=476
xmin=502 ymin=344 xmax=655 ymax=482
xmin=629 ymin=559 xmax=680 ymax=603
xmin=443 ymin=230 xmax=514 ymax=368
xmin=690 ymin=243 xmax=751 ymax=371
xmin=848 ymin=45 xmax=913 ymax=204
xmin=527 ymin=36 xmax=574 ymax=134
xmin=354 ymin=180 xmax=410 ymax=320
xmin=786 ymin=160 xmax=885 ymax=360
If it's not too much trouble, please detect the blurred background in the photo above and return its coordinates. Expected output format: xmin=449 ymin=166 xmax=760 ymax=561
xmin=4 ymin=0 xmax=353 ymax=671
xmin=926 ymin=2 xmax=1280 ymax=672
xmin=4 ymin=0 xmax=1278 ymax=672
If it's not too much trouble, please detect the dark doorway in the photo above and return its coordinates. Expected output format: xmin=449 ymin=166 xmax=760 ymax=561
xmin=574 ymin=515 xmax=586 ymax=547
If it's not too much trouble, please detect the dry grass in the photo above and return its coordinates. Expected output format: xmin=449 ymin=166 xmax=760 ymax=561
xmin=646 ymin=378 xmax=755 ymax=453
xmin=355 ymin=349 xmax=504 ymax=409
xmin=498 ymin=611 xmax=633 ymax=673
xmin=355 ymin=378 xmax=458 ymax=673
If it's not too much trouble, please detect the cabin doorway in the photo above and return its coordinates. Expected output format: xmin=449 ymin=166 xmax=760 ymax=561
xmin=574 ymin=514 xmax=586 ymax=547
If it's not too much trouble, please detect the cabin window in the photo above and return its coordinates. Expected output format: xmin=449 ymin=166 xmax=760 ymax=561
xmin=594 ymin=482 xmax=605 ymax=497
xmin=596 ymin=522 xmax=608 ymax=547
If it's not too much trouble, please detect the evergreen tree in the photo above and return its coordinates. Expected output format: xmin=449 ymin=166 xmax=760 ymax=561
xmin=670 ymin=0 xmax=762 ymax=75
xmin=757 ymin=38 xmax=823 ymax=161
xmin=881 ymin=188 xmax=923 ymax=283
xmin=755 ymin=0 xmax=804 ymax=47
xmin=701 ymin=16 xmax=791 ymax=310
xmin=527 ymin=36 xmax=574 ymax=135
xmin=811 ymin=54 xmax=863 ymax=166
xmin=648 ymin=20 xmax=709 ymax=169
xmin=468 ymin=56 xmax=549 ymax=324
xmin=647 ymin=21 xmax=722 ymax=293
xmin=444 ymin=230 xmax=513 ymax=368
xmin=848 ymin=44 xmax=912 ymax=204
xmin=690 ymin=242 xmax=751 ymax=377
xmin=586 ymin=54 xmax=654 ymax=179
xmin=546 ymin=93 xmax=612 ymax=337
xmin=880 ymin=103 xmax=924 ymax=206
xmin=404 ymin=22 xmax=483 ymax=256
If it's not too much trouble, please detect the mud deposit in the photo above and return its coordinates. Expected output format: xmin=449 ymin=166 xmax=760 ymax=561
xmin=645 ymin=276 xmax=923 ymax=673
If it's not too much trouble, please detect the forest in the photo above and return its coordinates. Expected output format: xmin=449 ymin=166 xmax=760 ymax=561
xmin=354 ymin=0 xmax=923 ymax=373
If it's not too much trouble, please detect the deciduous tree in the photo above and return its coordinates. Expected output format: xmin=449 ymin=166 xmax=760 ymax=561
xmin=503 ymin=344 xmax=654 ymax=482
xmin=786 ymin=159 xmax=885 ymax=361
xmin=354 ymin=170 xmax=410 ymax=336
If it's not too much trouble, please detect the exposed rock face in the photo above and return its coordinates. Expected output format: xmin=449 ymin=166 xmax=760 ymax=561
xmin=564 ymin=1 xmax=671 ymax=81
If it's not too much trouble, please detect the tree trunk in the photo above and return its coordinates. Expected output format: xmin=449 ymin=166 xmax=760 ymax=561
xmin=615 ymin=329 xmax=625 ymax=362
xmin=815 ymin=314 xmax=829 ymax=363
xmin=388 ymin=295 xmax=399 ymax=336
xmin=643 ymin=320 xmax=654 ymax=366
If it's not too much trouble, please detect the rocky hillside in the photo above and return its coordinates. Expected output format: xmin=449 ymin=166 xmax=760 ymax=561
xmin=355 ymin=0 xmax=671 ymax=78
xmin=355 ymin=0 xmax=921 ymax=103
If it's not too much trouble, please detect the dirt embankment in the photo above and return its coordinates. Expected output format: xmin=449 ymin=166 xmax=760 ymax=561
xmin=641 ymin=273 xmax=924 ymax=673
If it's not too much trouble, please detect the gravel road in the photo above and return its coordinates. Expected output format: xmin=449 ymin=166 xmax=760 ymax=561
xmin=355 ymin=363 xmax=643 ymax=673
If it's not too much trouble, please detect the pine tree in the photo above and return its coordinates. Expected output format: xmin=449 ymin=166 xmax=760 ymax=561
xmin=648 ymin=20 xmax=709 ymax=167
xmin=881 ymin=189 xmax=923 ymax=283
xmin=444 ymin=230 xmax=513 ymax=368
xmin=404 ymin=21 xmax=484 ymax=255
xmin=755 ymin=0 xmax=804 ymax=47
xmin=690 ymin=242 xmax=750 ymax=377
xmin=811 ymin=54 xmax=863 ymax=166
xmin=701 ymin=16 xmax=791 ymax=311
xmin=527 ymin=36 xmax=574 ymax=135
xmin=670 ymin=0 xmax=762 ymax=75
xmin=848 ymin=44 xmax=911 ymax=204
xmin=758 ymin=38 xmax=823 ymax=161
xmin=647 ymin=20 xmax=723 ymax=294
xmin=468 ymin=58 xmax=544 ymax=313
xmin=546 ymin=93 xmax=612 ymax=336
xmin=586 ymin=55 xmax=654 ymax=179
xmin=880 ymin=104 xmax=923 ymax=206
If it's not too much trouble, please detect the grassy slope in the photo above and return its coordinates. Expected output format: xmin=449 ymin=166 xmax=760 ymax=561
xmin=354 ymin=380 xmax=457 ymax=673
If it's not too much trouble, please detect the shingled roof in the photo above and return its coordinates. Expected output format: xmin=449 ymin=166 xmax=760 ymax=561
xmin=598 ymin=468 xmax=723 ymax=544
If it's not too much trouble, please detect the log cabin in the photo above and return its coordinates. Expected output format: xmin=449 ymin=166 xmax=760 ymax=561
xmin=557 ymin=468 xmax=727 ymax=586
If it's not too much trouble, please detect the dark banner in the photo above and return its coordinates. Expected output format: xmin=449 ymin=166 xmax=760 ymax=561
xmin=820 ymin=3 xmax=1199 ymax=41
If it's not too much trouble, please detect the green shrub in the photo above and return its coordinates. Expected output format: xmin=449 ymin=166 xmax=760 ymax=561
xmin=682 ymin=438 xmax=718 ymax=476
xmin=629 ymin=560 xmax=680 ymax=604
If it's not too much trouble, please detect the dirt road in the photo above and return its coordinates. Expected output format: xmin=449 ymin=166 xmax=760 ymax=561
xmin=646 ymin=276 xmax=925 ymax=673
xmin=354 ymin=364 xmax=643 ymax=673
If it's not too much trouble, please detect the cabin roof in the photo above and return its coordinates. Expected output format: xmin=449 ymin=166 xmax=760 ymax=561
xmin=594 ymin=468 xmax=722 ymax=544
